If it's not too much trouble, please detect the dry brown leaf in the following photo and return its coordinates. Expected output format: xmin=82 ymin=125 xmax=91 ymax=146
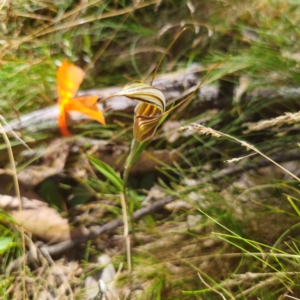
xmin=17 ymin=138 xmax=70 ymax=187
xmin=85 ymin=255 xmax=117 ymax=300
xmin=0 ymin=194 xmax=89 ymax=243
xmin=0 ymin=174 xmax=44 ymax=200
xmin=132 ymin=149 xmax=180 ymax=173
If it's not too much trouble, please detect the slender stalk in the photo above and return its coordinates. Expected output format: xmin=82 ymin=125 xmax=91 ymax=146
xmin=0 ymin=124 xmax=26 ymax=299
xmin=122 ymin=139 xmax=140 ymax=271
xmin=124 ymin=139 xmax=140 ymax=181
xmin=119 ymin=193 xmax=131 ymax=271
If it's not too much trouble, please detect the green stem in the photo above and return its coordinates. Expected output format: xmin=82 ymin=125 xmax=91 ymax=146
xmin=124 ymin=138 xmax=141 ymax=221
xmin=122 ymin=139 xmax=140 ymax=271
xmin=125 ymin=138 xmax=141 ymax=219
xmin=120 ymin=193 xmax=131 ymax=271
xmin=123 ymin=138 xmax=141 ymax=193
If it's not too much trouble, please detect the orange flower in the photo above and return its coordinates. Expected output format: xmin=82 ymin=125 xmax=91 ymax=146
xmin=57 ymin=60 xmax=105 ymax=136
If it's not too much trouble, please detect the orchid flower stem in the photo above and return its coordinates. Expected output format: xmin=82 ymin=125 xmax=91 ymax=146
xmin=119 ymin=192 xmax=131 ymax=271
xmin=123 ymin=139 xmax=140 ymax=186
xmin=122 ymin=139 xmax=140 ymax=272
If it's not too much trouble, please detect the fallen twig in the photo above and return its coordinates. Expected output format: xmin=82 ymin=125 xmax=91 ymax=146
xmin=4 ymin=71 xmax=198 ymax=134
xmin=40 ymin=195 xmax=175 ymax=256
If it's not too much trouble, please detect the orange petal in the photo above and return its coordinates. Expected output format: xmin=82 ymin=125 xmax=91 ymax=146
xmin=58 ymin=107 xmax=72 ymax=136
xmin=66 ymin=99 xmax=106 ymax=125
xmin=57 ymin=60 xmax=85 ymax=100
xmin=73 ymin=95 xmax=99 ymax=109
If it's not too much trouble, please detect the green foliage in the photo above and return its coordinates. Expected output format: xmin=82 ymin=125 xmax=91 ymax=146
xmin=0 ymin=211 xmax=22 ymax=276
xmin=0 ymin=236 xmax=16 ymax=254
xmin=88 ymin=155 xmax=123 ymax=192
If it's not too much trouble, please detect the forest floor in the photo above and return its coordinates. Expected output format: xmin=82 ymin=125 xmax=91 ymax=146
xmin=1 ymin=1 xmax=300 ymax=299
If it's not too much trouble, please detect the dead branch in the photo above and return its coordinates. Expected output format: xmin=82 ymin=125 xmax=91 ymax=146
xmin=40 ymin=195 xmax=175 ymax=256
xmin=4 ymin=71 xmax=198 ymax=133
